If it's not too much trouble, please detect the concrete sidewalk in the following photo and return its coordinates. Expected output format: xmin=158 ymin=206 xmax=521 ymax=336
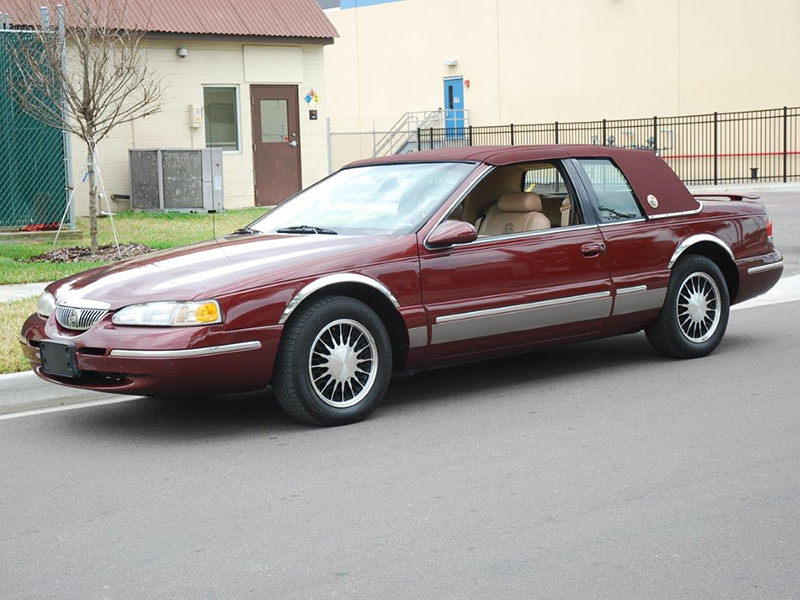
xmin=0 ymin=283 xmax=48 ymax=303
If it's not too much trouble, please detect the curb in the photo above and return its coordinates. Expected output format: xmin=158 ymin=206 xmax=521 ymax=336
xmin=688 ymin=183 xmax=800 ymax=194
xmin=0 ymin=370 xmax=35 ymax=381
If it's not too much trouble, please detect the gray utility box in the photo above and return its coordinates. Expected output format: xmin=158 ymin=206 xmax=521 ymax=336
xmin=129 ymin=148 xmax=224 ymax=212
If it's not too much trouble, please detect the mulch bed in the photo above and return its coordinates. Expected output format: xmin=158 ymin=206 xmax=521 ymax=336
xmin=27 ymin=243 xmax=156 ymax=263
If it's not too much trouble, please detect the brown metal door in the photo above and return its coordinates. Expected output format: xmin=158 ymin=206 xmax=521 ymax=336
xmin=251 ymin=85 xmax=301 ymax=206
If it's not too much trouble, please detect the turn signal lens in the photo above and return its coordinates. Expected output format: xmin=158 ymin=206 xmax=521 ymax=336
xmin=194 ymin=302 xmax=220 ymax=324
xmin=766 ymin=217 xmax=774 ymax=240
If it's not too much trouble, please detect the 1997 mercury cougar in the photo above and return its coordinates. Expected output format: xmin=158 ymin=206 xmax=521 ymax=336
xmin=21 ymin=146 xmax=783 ymax=425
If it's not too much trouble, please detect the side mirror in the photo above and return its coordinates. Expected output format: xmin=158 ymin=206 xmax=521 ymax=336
xmin=427 ymin=220 xmax=478 ymax=248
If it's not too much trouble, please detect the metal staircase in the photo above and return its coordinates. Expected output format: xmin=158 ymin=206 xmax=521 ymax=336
xmin=372 ymin=110 xmax=455 ymax=157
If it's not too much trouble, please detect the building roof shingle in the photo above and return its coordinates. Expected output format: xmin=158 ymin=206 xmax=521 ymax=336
xmin=6 ymin=0 xmax=338 ymax=40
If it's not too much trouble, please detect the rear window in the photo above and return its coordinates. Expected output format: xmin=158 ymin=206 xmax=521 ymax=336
xmin=576 ymin=158 xmax=643 ymax=223
xmin=523 ymin=164 xmax=568 ymax=195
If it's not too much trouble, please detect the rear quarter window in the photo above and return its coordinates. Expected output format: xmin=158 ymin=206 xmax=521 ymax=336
xmin=577 ymin=158 xmax=643 ymax=223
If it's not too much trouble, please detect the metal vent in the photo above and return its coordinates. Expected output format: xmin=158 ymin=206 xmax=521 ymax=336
xmin=56 ymin=305 xmax=108 ymax=331
xmin=129 ymin=148 xmax=224 ymax=212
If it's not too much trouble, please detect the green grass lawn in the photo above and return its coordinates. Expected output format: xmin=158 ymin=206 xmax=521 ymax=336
xmin=1 ymin=297 xmax=37 ymax=374
xmin=0 ymin=208 xmax=267 ymax=285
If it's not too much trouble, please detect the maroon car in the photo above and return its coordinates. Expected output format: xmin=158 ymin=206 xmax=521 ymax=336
xmin=21 ymin=146 xmax=783 ymax=425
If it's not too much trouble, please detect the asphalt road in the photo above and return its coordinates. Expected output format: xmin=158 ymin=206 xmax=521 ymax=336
xmin=2 ymin=195 xmax=799 ymax=599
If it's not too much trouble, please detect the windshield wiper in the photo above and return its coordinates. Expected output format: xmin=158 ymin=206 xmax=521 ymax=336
xmin=232 ymin=225 xmax=261 ymax=235
xmin=598 ymin=206 xmax=637 ymax=220
xmin=276 ymin=225 xmax=338 ymax=235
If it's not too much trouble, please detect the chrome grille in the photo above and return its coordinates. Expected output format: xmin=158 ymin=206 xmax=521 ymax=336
xmin=55 ymin=305 xmax=108 ymax=331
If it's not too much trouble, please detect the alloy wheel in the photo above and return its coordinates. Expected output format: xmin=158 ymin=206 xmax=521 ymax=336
xmin=676 ymin=271 xmax=721 ymax=343
xmin=307 ymin=319 xmax=379 ymax=408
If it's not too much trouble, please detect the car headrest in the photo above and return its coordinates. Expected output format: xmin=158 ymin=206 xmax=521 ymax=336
xmin=498 ymin=192 xmax=543 ymax=213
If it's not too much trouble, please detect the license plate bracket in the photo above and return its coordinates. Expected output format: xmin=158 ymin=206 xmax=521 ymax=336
xmin=40 ymin=340 xmax=81 ymax=379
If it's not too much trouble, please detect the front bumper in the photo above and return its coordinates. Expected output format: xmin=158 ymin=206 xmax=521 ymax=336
xmin=20 ymin=314 xmax=283 ymax=396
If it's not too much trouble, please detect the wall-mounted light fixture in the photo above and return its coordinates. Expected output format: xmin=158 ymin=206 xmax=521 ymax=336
xmin=176 ymin=47 xmax=188 ymax=58
xmin=442 ymin=59 xmax=458 ymax=67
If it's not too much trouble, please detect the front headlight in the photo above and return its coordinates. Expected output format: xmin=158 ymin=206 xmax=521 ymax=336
xmin=112 ymin=300 xmax=222 ymax=327
xmin=37 ymin=292 xmax=56 ymax=318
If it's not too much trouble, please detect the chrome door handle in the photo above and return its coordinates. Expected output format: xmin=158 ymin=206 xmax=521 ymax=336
xmin=581 ymin=243 xmax=605 ymax=257
xmin=288 ymin=140 xmax=298 ymax=147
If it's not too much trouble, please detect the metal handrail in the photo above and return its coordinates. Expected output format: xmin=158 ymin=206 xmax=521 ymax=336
xmin=373 ymin=109 xmax=469 ymax=157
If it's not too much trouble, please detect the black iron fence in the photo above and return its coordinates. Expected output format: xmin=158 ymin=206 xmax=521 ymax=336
xmin=418 ymin=106 xmax=800 ymax=186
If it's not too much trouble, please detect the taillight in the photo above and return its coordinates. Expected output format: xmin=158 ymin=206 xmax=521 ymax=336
xmin=766 ymin=217 xmax=774 ymax=243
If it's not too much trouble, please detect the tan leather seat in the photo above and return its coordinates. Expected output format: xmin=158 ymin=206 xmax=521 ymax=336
xmin=479 ymin=192 xmax=551 ymax=236
xmin=560 ymin=196 xmax=572 ymax=227
xmin=476 ymin=203 xmax=499 ymax=233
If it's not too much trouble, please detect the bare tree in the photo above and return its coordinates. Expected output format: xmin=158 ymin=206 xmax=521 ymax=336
xmin=6 ymin=0 xmax=163 ymax=253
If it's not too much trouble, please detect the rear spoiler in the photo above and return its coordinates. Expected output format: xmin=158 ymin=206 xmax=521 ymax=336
xmin=692 ymin=193 xmax=760 ymax=202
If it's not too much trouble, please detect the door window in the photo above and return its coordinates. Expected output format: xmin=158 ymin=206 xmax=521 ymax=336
xmin=576 ymin=158 xmax=643 ymax=223
xmin=260 ymin=99 xmax=289 ymax=143
xmin=454 ymin=161 xmax=581 ymax=237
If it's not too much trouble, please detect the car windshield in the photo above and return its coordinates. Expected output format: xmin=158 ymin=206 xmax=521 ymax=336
xmin=249 ymin=162 xmax=476 ymax=236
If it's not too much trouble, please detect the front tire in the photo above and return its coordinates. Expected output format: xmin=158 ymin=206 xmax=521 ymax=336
xmin=273 ymin=296 xmax=393 ymax=426
xmin=646 ymin=255 xmax=730 ymax=359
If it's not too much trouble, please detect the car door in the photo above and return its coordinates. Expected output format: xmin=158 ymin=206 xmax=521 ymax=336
xmin=419 ymin=160 xmax=613 ymax=364
xmin=568 ymin=157 xmax=672 ymax=335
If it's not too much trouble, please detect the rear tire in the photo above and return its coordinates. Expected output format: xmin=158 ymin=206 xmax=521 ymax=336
xmin=645 ymin=255 xmax=730 ymax=359
xmin=273 ymin=296 xmax=393 ymax=426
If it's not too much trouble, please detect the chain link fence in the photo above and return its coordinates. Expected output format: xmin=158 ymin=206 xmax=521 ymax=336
xmin=0 ymin=29 xmax=69 ymax=230
xmin=327 ymin=113 xmax=453 ymax=174
xmin=328 ymin=130 xmax=395 ymax=173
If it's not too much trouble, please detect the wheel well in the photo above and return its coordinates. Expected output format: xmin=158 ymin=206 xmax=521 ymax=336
xmin=681 ymin=241 xmax=740 ymax=302
xmin=292 ymin=283 xmax=408 ymax=370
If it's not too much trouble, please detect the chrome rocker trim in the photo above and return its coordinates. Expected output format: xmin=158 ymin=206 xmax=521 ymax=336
xmin=279 ymin=273 xmax=401 ymax=325
xmin=436 ymin=291 xmax=611 ymax=324
xmin=747 ymin=260 xmax=784 ymax=275
xmin=667 ymin=234 xmax=735 ymax=269
xmin=612 ymin=285 xmax=668 ymax=316
xmin=109 ymin=341 xmax=262 ymax=359
xmin=407 ymin=326 xmax=428 ymax=349
xmin=432 ymin=291 xmax=612 ymax=345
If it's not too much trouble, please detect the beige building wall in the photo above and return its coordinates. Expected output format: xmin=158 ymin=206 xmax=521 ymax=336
xmin=70 ymin=39 xmax=329 ymax=216
xmin=323 ymin=0 xmax=800 ymax=129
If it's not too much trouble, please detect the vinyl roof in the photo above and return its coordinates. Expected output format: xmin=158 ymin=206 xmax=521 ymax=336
xmin=8 ymin=0 xmax=339 ymax=40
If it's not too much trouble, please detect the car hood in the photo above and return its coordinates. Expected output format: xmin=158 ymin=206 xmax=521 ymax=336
xmin=48 ymin=233 xmax=413 ymax=309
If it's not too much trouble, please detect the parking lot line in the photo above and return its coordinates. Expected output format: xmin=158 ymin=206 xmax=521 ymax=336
xmin=0 ymin=395 xmax=142 ymax=421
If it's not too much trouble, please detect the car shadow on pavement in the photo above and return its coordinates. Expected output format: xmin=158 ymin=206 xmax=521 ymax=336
xmin=58 ymin=389 xmax=305 ymax=441
xmin=380 ymin=330 xmax=755 ymax=413
xmin=57 ymin=330 xmax=757 ymax=438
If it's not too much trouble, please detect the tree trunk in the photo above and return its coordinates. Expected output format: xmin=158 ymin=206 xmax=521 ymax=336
xmin=86 ymin=144 xmax=98 ymax=255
